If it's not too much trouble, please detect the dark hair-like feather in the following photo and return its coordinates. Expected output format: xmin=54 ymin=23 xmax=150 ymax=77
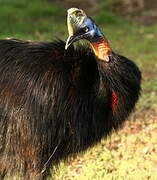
xmin=0 ymin=39 xmax=141 ymax=180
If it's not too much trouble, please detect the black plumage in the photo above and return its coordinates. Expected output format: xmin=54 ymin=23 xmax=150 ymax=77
xmin=0 ymin=38 xmax=141 ymax=180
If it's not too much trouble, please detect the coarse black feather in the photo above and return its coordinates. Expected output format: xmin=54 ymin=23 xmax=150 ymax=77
xmin=0 ymin=39 xmax=141 ymax=180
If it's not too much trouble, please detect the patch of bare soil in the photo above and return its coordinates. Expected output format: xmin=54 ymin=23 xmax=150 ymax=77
xmin=50 ymin=0 xmax=98 ymax=13
xmin=51 ymin=0 xmax=157 ymax=26
xmin=124 ymin=108 xmax=157 ymax=134
xmin=109 ymin=0 xmax=157 ymax=26
xmin=128 ymin=9 xmax=157 ymax=26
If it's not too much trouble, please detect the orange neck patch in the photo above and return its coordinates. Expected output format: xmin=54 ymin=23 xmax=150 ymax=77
xmin=90 ymin=37 xmax=111 ymax=62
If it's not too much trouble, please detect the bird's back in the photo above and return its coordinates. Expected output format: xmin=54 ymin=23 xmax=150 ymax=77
xmin=0 ymin=39 xmax=96 ymax=89
xmin=0 ymin=38 xmax=141 ymax=180
xmin=0 ymin=39 xmax=108 ymax=175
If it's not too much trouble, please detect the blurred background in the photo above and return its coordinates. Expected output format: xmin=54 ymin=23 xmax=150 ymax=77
xmin=0 ymin=0 xmax=157 ymax=179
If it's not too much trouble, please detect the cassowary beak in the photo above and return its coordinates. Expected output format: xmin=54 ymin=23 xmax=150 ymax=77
xmin=65 ymin=36 xmax=74 ymax=50
xmin=65 ymin=35 xmax=79 ymax=50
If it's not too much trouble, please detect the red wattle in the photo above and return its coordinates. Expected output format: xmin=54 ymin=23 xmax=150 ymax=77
xmin=111 ymin=91 xmax=118 ymax=111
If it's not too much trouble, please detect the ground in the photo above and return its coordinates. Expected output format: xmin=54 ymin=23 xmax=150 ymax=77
xmin=54 ymin=110 xmax=157 ymax=180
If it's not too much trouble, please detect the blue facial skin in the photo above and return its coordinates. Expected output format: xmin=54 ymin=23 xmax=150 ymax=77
xmin=65 ymin=17 xmax=105 ymax=49
xmin=77 ymin=18 xmax=104 ymax=43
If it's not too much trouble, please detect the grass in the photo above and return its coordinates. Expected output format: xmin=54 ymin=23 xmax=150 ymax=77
xmin=0 ymin=0 xmax=66 ymax=40
xmin=0 ymin=0 xmax=157 ymax=179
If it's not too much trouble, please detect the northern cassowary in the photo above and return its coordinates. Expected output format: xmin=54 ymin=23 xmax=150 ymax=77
xmin=0 ymin=8 xmax=141 ymax=180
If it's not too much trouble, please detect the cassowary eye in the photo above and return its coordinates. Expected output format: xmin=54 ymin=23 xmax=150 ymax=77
xmin=81 ymin=26 xmax=89 ymax=33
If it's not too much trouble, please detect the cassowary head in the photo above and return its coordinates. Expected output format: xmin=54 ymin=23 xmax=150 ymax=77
xmin=65 ymin=8 xmax=111 ymax=62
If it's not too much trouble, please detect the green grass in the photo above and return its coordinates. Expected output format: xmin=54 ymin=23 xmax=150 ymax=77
xmin=0 ymin=0 xmax=157 ymax=179
xmin=0 ymin=0 xmax=66 ymax=39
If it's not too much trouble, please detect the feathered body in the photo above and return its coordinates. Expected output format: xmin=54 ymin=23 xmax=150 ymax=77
xmin=0 ymin=38 xmax=141 ymax=179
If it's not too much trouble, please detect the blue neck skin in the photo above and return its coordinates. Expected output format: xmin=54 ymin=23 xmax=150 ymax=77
xmin=90 ymin=25 xmax=104 ymax=43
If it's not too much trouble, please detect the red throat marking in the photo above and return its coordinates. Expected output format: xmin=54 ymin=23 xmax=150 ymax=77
xmin=111 ymin=91 xmax=118 ymax=111
xmin=90 ymin=37 xmax=111 ymax=62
